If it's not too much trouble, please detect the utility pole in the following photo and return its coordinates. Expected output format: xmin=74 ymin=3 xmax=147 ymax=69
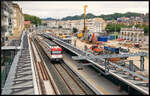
xmin=115 ymin=21 xmax=116 ymax=34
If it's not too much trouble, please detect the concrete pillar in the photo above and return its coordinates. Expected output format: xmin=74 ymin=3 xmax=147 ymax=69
xmin=140 ymin=56 xmax=144 ymax=71
xmin=136 ymin=33 xmax=140 ymax=42
xmin=133 ymin=32 xmax=136 ymax=41
xmin=129 ymin=32 xmax=132 ymax=40
xmin=127 ymin=32 xmax=129 ymax=40
xmin=129 ymin=60 xmax=134 ymax=72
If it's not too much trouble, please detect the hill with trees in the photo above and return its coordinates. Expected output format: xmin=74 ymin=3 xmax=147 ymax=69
xmin=105 ymin=23 xmax=149 ymax=35
xmin=61 ymin=12 xmax=143 ymax=21
xmin=24 ymin=14 xmax=41 ymax=26
xmin=41 ymin=17 xmax=57 ymax=21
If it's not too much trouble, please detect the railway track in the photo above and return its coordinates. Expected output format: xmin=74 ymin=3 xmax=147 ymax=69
xmin=33 ymin=34 xmax=95 ymax=95
xmin=29 ymin=34 xmax=59 ymax=95
xmin=53 ymin=62 xmax=87 ymax=95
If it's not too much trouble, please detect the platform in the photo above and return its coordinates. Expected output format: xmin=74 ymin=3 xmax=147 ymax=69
xmin=63 ymin=53 xmax=128 ymax=95
xmin=1 ymin=46 xmax=21 ymax=50
xmin=2 ymin=32 xmax=35 ymax=95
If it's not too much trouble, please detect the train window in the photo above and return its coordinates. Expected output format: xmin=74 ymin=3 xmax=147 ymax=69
xmin=52 ymin=51 xmax=61 ymax=54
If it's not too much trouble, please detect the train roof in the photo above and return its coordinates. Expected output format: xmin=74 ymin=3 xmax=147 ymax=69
xmin=44 ymin=39 xmax=57 ymax=46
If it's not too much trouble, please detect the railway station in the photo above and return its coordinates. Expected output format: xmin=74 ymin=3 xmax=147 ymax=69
xmin=1 ymin=1 xmax=149 ymax=95
xmin=1 ymin=27 xmax=149 ymax=95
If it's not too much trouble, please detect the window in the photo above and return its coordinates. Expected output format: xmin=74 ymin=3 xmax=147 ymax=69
xmin=120 ymin=48 xmax=129 ymax=53
xmin=52 ymin=51 xmax=61 ymax=54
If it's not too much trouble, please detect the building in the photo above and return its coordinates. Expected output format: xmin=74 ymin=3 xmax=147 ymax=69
xmin=24 ymin=21 xmax=31 ymax=28
xmin=9 ymin=3 xmax=24 ymax=40
xmin=1 ymin=1 xmax=13 ymax=46
xmin=119 ymin=27 xmax=145 ymax=42
xmin=44 ymin=17 xmax=106 ymax=37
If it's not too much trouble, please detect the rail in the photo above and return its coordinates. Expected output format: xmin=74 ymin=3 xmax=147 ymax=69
xmin=53 ymin=63 xmax=88 ymax=95
xmin=30 ymin=34 xmax=60 ymax=95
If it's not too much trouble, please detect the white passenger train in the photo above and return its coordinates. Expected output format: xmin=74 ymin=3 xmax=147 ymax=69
xmin=36 ymin=35 xmax=63 ymax=61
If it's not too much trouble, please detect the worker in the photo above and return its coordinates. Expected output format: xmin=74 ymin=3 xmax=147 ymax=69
xmin=74 ymin=39 xmax=76 ymax=47
xmin=77 ymin=61 xmax=83 ymax=70
xmin=84 ymin=44 xmax=88 ymax=51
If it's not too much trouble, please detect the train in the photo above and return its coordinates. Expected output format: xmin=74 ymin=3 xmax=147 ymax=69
xmin=36 ymin=35 xmax=63 ymax=61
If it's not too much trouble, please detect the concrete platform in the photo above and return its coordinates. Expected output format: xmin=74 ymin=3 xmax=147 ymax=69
xmin=63 ymin=53 xmax=128 ymax=95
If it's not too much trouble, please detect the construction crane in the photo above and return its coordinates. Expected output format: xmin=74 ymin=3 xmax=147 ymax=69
xmin=78 ymin=5 xmax=88 ymax=38
xmin=83 ymin=5 xmax=88 ymax=33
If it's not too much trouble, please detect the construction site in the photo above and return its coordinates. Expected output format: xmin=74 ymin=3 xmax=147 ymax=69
xmin=47 ymin=5 xmax=149 ymax=76
xmin=2 ymin=3 xmax=149 ymax=95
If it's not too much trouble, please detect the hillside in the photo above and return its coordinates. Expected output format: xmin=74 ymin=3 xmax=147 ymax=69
xmin=61 ymin=12 xmax=143 ymax=21
xmin=41 ymin=17 xmax=57 ymax=21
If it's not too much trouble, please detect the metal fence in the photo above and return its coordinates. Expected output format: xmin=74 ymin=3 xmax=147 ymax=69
xmin=1 ymin=58 xmax=12 ymax=89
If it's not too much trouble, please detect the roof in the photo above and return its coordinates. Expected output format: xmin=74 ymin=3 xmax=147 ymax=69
xmin=24 ymin=21 xmax=31 ymax=25
xmin=1 ymin=46 xmax=21 ymax=50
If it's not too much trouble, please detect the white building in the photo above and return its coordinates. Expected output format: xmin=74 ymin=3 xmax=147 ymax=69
xmin=119 ymin=27 xmax=145 ymax=42
xmin=44 ymin=17 xmax=106 ymax=37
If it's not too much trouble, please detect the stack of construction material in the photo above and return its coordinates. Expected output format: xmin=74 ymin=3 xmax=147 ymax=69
xmin=98 ymin=36 xmax=108 ymax=42
xmin=123 ymin=43 xmax=133 ymax=48
xmin=136 ymin=71 xmax=149 ymax=78
xmin=109 ymin=58 xmax=121 ymax=62
xmin=108 ymin=35 xmax=114 ymax=40
xmin=139 ymin=47 xmax=149 ymax=51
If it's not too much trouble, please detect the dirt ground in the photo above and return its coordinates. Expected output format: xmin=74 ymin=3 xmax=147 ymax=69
xmin=72 ymin=37 xmax=149 ymax=75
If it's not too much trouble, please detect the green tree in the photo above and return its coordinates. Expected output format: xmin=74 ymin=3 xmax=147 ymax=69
xmin=134 ymin=24 xmax=149 ymax=35
xmin=72 ymin=27 xmax=78 ymax=33
xmin=142 ymin=24 xmax=149 ymax=35
xmin=105 ymin=23 xmax=131 ymax=33
xmin=135 ymin=24 xmax=141 ymax=28
xmin=58 ymin=25 xmax=62 ymax=28
xmin=61 ymin=12 xmax=143 ymax=21
xmin=24 ymin=14 xmax=41 ymax=26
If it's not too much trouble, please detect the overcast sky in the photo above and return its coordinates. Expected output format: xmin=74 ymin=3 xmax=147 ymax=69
xmin=14 ymin=1 xmax=149 ymax=19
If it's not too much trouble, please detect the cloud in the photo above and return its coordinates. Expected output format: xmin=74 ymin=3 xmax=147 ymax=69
xmin=14 ymin=1 xmax=149 ymax=19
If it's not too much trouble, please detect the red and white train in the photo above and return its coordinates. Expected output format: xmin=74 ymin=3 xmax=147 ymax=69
xmin=36 ymin=35 xmax=63 ymax=61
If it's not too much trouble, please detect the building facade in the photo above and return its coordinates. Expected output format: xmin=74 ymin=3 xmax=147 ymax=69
xmin=9 ymin=3 xmax=24 ymax=40
xmin=119 ymin=27 xmax=145 ymax=42
xmin=45 ymin=17 xmax=106 ymax=36
xmin=1 ymin=1 xmax=13 ymax=46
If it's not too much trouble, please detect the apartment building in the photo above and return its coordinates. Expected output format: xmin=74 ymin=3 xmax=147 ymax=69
xmin=44 ymin=17 xmax=106 ymax=37
xmin=1 ymin=1 xmax=13 ymax=46
xmin=9 ymin=3 xmax=24 ymax=40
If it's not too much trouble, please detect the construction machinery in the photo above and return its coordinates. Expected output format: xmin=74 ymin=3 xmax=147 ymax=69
xmin=103 ymin=46 xmax=130 ymax=62
xmin=89 ymin=44 xmax=104 ymax=55
xmin=77 ymin=5 xmax=88 ymax=39
xmin=89 ymin=33 xmax=98 ymax=44
xmin=134 ymin=42 xmax=140 ymax=48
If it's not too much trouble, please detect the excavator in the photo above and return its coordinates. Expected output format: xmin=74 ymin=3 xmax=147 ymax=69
xmin=89 ymin=44 xmax=104 ymax=55
xmin=77 ymin=5 xmax=88 ymax=38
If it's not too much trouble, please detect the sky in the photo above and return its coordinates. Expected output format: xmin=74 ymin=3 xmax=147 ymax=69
xmin=14 ymin=1 xmax=149 ymax=19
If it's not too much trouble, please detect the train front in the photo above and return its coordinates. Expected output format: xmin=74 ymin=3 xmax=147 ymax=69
xmin=50 ymin=46 xmax=63 ymax=61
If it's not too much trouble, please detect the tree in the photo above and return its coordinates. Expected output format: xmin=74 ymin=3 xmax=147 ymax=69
xmin=142 ymin=24 xmax=149 ymax=35
xmin=135 ymin=24 xmax=141 ymax=28
xmin=61 ymin=12 xmax=143 ymax=21
xmin=72 ymin=27 xmax=78 ymax=33
xmin=105 ymin=23 xmax=131 ymax=34
xmin=24 ymin=14 xmax=41 ymax=26
xmin=58 ymin=25 xmax=62 ymax=28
